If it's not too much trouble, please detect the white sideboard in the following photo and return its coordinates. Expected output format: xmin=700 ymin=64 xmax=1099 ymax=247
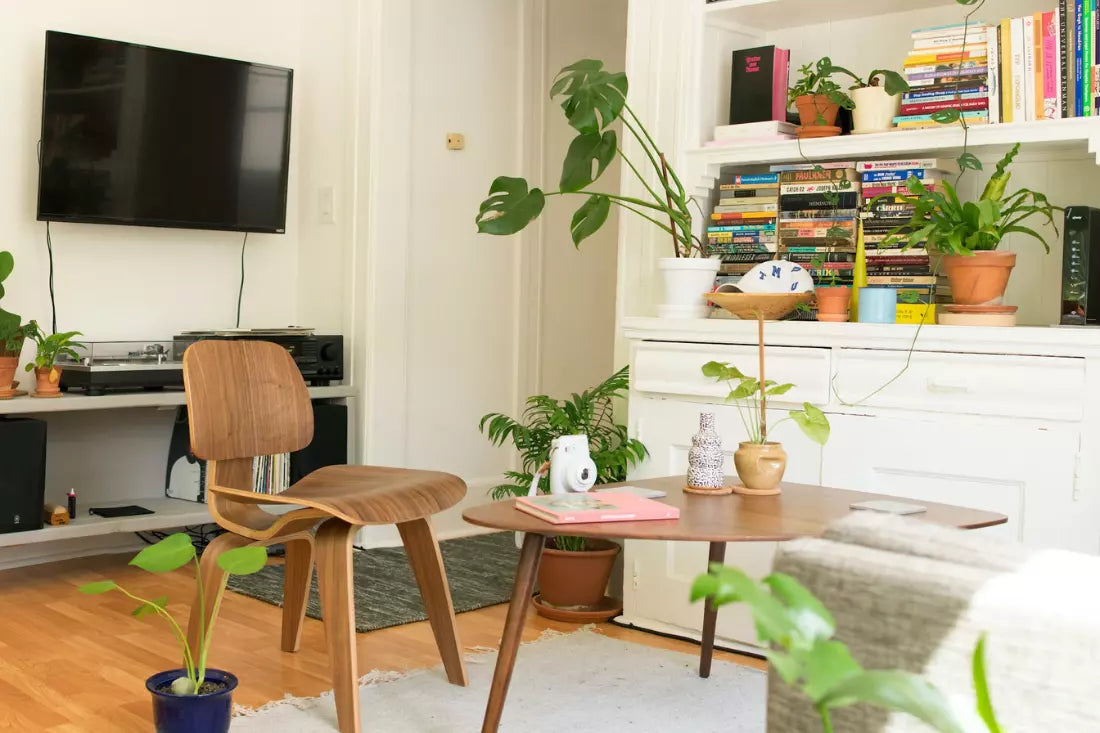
xmin=618 ymin=317 xmax=1100 ymax=650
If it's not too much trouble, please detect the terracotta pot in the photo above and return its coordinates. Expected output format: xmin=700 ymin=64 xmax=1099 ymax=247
xmin=794 ymin=94 xmax=840 ymax=128
xmin=34 ymin=366 xmax=63 ymax=396
xmin=815 ymin=286 xmax=852 ymax=322
xmin=733 ymin=441 xmax=787 ymax=495
xmin=0 ymin=356 xmax=17 ymax=391
xmin=943 ymin=251 xmax=1017 ymax=306
xmin=536 ymin=538 xmax=619 ymax=611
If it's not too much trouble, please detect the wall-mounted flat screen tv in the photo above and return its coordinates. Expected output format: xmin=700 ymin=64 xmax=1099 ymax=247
xmin=37 ymin=31 xmax=293 ymax=233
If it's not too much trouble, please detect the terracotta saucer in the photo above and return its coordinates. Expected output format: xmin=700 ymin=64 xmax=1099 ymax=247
xmin=796 ymin=125 xmax=841 ymax=139
xmin=0 ymin=389 xmax=27 ymax=400
xmin=532 ymin=594 xmax=622 ymax=623
xmin=30 ymin=391 xmax=63 ymax=399
xmin=941 ymin=304 xmax=1018 ymax=314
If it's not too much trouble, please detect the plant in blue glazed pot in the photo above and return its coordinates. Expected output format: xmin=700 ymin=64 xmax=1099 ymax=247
xmin=78 ymin=533 xmax=267 ymax=733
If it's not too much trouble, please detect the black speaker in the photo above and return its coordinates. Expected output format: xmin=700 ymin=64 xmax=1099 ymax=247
xmin=1061 ymin=206 xmax=1100 ymax=325
xmin=0 ymin=417 xmax=47 ymax=533
xmin=291 ymin=403 xmax=348 ymax=483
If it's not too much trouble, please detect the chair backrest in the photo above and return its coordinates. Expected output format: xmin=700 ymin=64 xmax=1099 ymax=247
xmin=183 ymin=339 xmax=313 ymax=462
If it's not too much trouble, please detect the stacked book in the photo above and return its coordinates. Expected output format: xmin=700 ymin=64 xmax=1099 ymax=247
xmin=773 ymin=163 xmax=861 ymax=320
xmin=709 ymin=172 xmax=779 ymax=283
xmin=858 ymin=158 xmax=958 ymax=322
xmin=897 ymin=21 xmax=996 ymax=129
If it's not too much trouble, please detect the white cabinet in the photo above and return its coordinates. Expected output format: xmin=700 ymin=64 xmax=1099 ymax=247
xmin=821 ymin=413 xmax=1083 ymax=550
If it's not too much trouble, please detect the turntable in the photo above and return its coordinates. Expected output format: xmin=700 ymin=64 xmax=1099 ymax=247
xmin=57 ymin=341 xmax=182 ymax=395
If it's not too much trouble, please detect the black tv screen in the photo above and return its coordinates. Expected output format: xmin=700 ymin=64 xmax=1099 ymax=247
xmin=37 ymin=31 xmax=293 ymax=233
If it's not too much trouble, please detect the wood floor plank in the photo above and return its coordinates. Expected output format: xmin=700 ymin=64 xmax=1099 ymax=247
xmin=0 ymin=552 xmax=765 ymax=730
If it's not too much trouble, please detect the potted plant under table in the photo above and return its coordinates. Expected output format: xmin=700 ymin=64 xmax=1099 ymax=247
xmin=23 ymin=320 xmax=84 ymax=397
xmin=79 ymin=533 xmax=267 ymax=733
xmin=479 ymin=366 xmax=648 ymax=621
xmin=475 ymin=59 xmax=718 ymax=318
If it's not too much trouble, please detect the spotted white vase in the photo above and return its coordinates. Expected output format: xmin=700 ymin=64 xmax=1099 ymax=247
xmin=686 ymin=413 xmax=725 ymax=489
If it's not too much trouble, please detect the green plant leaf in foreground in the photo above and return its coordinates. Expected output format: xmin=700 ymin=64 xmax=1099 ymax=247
xmin=78 ymin=580 xmax=117 ymax=594
xmin=475 ymin=176 xmax=547 ymax=235
xmin=803 ymin=640 xmax=863 ymax=702
xmin=130 ymin=533 xmax=196 ymax=573
xmin=132 ymin=595 xmax=169 ymax=620
xmin=570 ymin=194 xmax=611 ymax=247
xmin=973 ymin=634 xmax=1002 ymax=733
xmin=551 ymin=59 xmax=628 ymax=134
xmin=820 ymin=670 xmax=967 ymax=733
xmin=216 ymin=545 xmax=269 ymax=576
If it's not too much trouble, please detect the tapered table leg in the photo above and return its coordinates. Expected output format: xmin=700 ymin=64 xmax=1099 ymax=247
xmin=699 ymin=541 xmax=727 ymax=678
xmin=481 ymin=532 xmax=544 ymax=733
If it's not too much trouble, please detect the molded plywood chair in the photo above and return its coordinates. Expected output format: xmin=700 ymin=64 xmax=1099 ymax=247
xmin=182 ymin=340 xmax=468 ymax=733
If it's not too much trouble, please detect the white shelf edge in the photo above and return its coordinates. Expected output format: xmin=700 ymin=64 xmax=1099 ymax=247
xmin=0 ymin=497 xmax=211 ymax=549
xmin=684 ymin=118 xmax=1100 ymax=195
xmin=0 ymin=383 xmax=356 ymax=416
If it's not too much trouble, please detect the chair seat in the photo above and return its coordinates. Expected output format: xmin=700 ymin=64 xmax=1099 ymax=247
xmin=212 ymin=465 xmax=467 ymax=526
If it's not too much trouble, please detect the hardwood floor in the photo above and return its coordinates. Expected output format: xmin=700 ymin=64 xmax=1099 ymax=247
xmin=0 ymin=552 xmax=765 ymax=732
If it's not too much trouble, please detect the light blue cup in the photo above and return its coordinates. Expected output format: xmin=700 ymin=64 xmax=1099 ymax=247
xmin=858 ymin=287 xmax=898 ymax=323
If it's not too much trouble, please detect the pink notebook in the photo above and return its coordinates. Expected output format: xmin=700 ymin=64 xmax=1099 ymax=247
xmin=514 ymin=492 xmax=680 ymax=525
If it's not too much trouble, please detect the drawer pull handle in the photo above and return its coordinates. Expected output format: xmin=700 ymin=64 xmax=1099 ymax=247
xmin=926 ymin=378 xmax=969 ymax=394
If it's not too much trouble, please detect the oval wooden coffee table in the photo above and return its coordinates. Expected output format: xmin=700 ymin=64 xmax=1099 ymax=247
xmin=463 ymin=476 xmax=1007 ymax=733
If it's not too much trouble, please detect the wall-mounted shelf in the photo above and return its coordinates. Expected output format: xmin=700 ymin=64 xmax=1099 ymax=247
xmin=0 ymin=497 xmax=211 ymax=549
xmin=684 ymin=118 xmax=1100 ymax=195
xmin=703 ymin=0 xmax=970 ymax=31
xmin=0 ymin=384 xmax=356 ymax=416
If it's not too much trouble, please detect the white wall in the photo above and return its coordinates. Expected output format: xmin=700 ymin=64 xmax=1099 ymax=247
xmin=537 ymin=0 xmax=628 ymax=399
xmin=0 ymin=0 xmax=354 ymax=342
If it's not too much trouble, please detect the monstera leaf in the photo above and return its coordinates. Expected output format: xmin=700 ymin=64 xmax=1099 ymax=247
xmin=560 ymin=131 xmax=617 ymax=192
xmin=570 ymin=194 xmax=611 ymax=247
xmin=475 ymin=177 xmax=546 ymax=235
xmin=550 ymin=59 xmax=628 ymax=134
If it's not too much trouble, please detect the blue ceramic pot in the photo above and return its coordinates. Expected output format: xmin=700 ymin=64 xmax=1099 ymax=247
xmin=146 ymin=669 xmax=238 ymax=733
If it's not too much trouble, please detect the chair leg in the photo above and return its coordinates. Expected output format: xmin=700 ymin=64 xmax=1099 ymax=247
xmin=397 ymin=517 xmax=469 ymax=686
xmin=281 ymin=536 xmax=315 ymax=653
xmin=187 ymin=532 xmax=251 ymax=662
xmin=316 ymin=518 xmax=361 ymax=733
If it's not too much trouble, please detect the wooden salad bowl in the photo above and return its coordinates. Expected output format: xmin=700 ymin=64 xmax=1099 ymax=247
xmin=705 ymin=291 xmax=813 ymax=320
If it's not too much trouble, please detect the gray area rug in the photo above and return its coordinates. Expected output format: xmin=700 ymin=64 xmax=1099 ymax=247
xmin=226 ymin=531 xmax=520 ymax=632
xmin=232 ymin=627 xmax=767 ymax=732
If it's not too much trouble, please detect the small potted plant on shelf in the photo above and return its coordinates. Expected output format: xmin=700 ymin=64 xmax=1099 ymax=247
xmin=79 ymin=533 xmax=267 ymax=733
xmin=475 ymin=59 xmax=718 ymax=318
xmin=479 ymin=367 xmax=648 ymax=621
xmin=23 ymin=320 xmax=84 ymax=398
xmin=787 ymin=58 xmax=855 ymax=138
xmin=0 ymin=251 xmax=28 ymax=397
xmin=701 ymin=361 xmax=829 ymax=494
xmin=833 ymin=66 xmax=909 ymax=134
xmin=810 ymin=255 xmax=852 ymax=322
xmin=881 ymin=144 xmax=1060 ymax=307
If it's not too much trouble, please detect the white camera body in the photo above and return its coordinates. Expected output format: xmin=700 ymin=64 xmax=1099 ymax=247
xmin=547 ymin=434 xmax=598 ymax=495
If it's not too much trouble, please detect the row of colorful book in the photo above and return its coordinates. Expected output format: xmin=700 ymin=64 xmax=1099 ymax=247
xmin=252 ymin=452 xmax=291 ymax=495
xmin=709 ymin=173 xmax=780 ymax=290
xmin=900 ymin=4 xmax=1098 ymax=130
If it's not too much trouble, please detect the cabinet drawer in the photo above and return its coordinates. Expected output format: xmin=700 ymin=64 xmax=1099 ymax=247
xmin=632 ymin=341 xmax=830 ymax=405
xmin=832 ymin=349 xmax=1085 ymax=421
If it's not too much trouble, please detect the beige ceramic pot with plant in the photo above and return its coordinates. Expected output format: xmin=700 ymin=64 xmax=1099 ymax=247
xmin=702 ymin=344 xmax=829 ymax=496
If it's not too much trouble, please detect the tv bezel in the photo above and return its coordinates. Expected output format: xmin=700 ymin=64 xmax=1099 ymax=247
xmin=36 ymin=30 xmax=294 ymax=235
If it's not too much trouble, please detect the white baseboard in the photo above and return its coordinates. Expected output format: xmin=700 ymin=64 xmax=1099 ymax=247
xmin=612 ymin=613 xmax=764 ymax=657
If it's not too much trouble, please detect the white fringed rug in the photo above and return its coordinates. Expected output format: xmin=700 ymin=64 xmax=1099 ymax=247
xmin=232 ymin=627 xmax=766 ymax=732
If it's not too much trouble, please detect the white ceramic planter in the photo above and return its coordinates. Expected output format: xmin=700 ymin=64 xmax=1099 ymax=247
xmin=851 ymin=85 xmax=901 ymax=134
xmin=657 ymin=257 xmax=720 ymax=318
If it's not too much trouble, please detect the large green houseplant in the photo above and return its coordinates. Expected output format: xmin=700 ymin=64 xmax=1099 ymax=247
xmin=79 ymin=533 xmax=267 ymax=733
xmin=881 ymin=144 xmax=1060 ymax=306
xmin=0 ymin=251 xmax=27 ymax=393
xmin=475 ymin=59 xmax=718 ymax=318
xmin=480 ymin=366 xmax=648 ymax=619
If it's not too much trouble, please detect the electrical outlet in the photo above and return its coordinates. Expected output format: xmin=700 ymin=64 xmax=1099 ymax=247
xmin=446 ymin=133 xmax=466 ymax=150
